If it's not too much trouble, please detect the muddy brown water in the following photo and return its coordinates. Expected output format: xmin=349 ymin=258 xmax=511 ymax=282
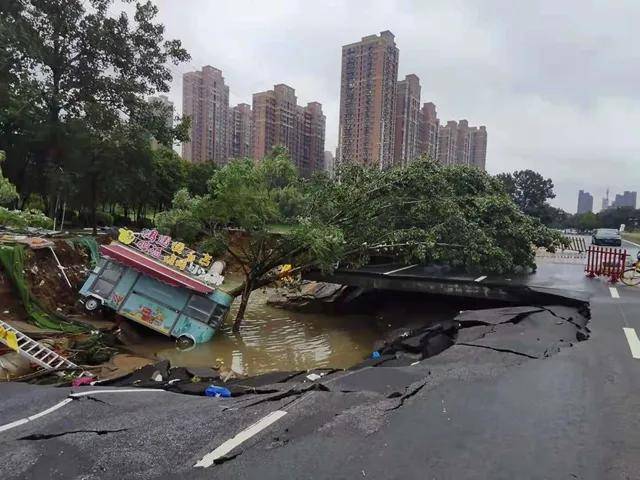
xmin=126 ymin=289 xmax=469 ymax=376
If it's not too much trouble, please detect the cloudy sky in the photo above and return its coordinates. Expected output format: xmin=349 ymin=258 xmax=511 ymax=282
xmin=151 ymin=0 xmax=639 ymax=213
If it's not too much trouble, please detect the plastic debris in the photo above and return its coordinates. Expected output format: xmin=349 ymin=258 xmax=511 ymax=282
xmin=306 ymin=373 xmax=322 ymax=381
xmin=204 ymin=385 xmax=231 ymax=398
xmin=371 ymin=351 xmax=381 ymax=359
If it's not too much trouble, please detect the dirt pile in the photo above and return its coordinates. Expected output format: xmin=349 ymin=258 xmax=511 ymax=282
xmin=23 ymin=240 xmax=93 ymax=316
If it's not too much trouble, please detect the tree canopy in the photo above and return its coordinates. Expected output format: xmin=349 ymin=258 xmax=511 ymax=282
xmin=158 ymin=152 xmax=565 ymax=331
xmin=0 ymin=0 xmax=191 ymax=229
xmin=496 ymin=170 xmax=557 ymax=222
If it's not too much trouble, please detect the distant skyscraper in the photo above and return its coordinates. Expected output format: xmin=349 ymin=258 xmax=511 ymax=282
xmin=182 ymin=66 xmax=230 ymax=164
xmin=577 ymin=190 xmax=594 ymax=214
xmin=417 ymin=102 xmax=439 ymax=161
xmin=456 ymin=119 xmax=472 ymax=166
xmin=324 ymin=150 xmax=335 ymax=178
xmin=252 ymin=84 xmax=325 ymax=177
xmin=435 ymin=119 xmax=487 ymax=169
xmin=470 ymin=126 xmax=487 ymax=170
xmin=601 ymin=189 xmax=610 ymax=210
xmin=437 ymin=121 xmax=458 ymax=166
xmin=299 ymin=101 xmax=326 ymax=177
xmin=393 ymin=74 xmax=421 ymax=166
xmin=230 ymin=103 xmax=252 ymax=159
xmin=612 ymin=191 xmax=637 ymax=209
xmin=338 ymin=31 xmax=399 ymax=168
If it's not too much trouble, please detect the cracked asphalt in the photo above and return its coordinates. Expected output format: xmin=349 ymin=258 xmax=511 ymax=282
xmin=2 ymin=263 xmax=640 ymax=479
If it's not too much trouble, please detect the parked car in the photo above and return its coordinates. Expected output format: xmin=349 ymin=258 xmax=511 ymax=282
xmin=592 ymin=228 xmax=622 ymax=247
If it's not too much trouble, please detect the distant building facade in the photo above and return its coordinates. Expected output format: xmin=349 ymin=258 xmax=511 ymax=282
xmin=182 ymin=66 xmax=230 ymax=164
xmin=435 ymin=119 xmax=487 ymax=169
xmin=324 ymin=150 xmax=335 ymax=178
xmin=612 ymin=191 xmax=637 ymax=209
xmin=252 ymin=84 xmax=325 ymax=177
xmin=417 ymin=102 xmax=439 ymax=161
xmin=577 ymin=190 xmax=594 ymax=214
xmin=393 ymin=74 xmax=421 ymax=166
xmin=230 ymin=103 xmax=252 ymax=159
xmin=338 ymin=31 xmax=399 ymax=168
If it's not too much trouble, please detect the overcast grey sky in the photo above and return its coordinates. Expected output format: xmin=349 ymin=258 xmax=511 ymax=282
xmin=152 ymin=0 xmax=639 ymax=213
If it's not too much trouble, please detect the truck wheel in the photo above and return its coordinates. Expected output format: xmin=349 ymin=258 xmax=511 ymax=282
xmin=176 ymin=335 xmax=195 ymax=351
xmin=84 ymin=297 xmax=100 ymax=312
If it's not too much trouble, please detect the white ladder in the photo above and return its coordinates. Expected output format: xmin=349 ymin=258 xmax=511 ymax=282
xmin=0 ymin=319 xmax=78 ymax=371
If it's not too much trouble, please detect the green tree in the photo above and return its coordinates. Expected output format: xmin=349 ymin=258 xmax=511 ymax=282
xmin=149 ymin=147 xmax=188 ymax=212
xmin=1 ymin=0 xmax=190 ymax=214
xmin=575 ymin=212 xmax=599 ymax=231
xmin=496 ymin=170 xmax=556 ymax=220
xmin=185 ymin=162 xmax=218 ymax=196
xmin=0 ymin=150 xmax=19 ymax=206
xmin=159 ymin=156 xmax=565 ymax=332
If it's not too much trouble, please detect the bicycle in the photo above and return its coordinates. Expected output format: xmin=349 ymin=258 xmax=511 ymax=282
xmin=621 ymin=252 xmax=640 ymax=286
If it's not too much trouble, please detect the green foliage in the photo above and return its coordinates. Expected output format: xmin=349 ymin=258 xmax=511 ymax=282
xmin=185 ymin=162 xmax=218 ymax=196
xmin=0 ymin=0 xmax=190 ymax=229
xmin=155 ymin=188 xmax=202 ymax=243
xmin=0 ymin=150 xmax=18 ymax=206
xmin=575 ymin=212 xmax=599 ymax=231
xmin=0 ymin=207 xmax=53 ymax=229
xmin=496 ymin=170 xmax=556 ymax=221
xmin=158 ymin=153 xmax=564 ymax=329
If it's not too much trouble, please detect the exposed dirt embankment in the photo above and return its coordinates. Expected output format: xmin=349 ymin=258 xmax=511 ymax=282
xmin=24 ymin=241 xmax=93 ymax=316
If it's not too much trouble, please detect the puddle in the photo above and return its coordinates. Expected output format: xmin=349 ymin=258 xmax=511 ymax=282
xmin=127 ymin=289 xmax=467 ymax=376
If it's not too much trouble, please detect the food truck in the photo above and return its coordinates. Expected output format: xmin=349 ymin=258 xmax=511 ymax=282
xmin=79 ymin=229 xmax=232 ymax=346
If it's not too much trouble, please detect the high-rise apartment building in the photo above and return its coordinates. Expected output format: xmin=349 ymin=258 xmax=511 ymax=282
xmin=324 ymin=151 xmax=335 ymax=178
xmin=338 ymin=31 xmax=399 ymax=168
xmin=577 ymin=190 xmax=594 ymax=214
xmin=437 ymin=121 xmax=458 ymax=166
xmin=436 ymin=119 xmax=487 ymax=169
xmin=230 ymin=103 xmax=252 ymax=159
xmin=417 ymin=102 xmax=439 ymax=161
xmin=252 ymin=84 xmax=325 ymax=177
xmin=469 ymin=126 xmax=488 ymax=170
xmin=182 ymin=66 xmax=230 ymax=164
xmin=299 ymin=101 xmax=326 ymax=177
xmin=393 ymin=74 xmax=421 ymax=166
xmin=612 ymin=191 xmax=637 ymax=209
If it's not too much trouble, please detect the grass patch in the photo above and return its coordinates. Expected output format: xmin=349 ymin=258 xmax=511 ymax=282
xmin=623 ymin=232 xmax=640 ymax=244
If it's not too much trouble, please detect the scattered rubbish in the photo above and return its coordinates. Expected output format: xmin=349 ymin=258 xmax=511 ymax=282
xmin=204 ymin=385 xmax=232 ymax=398
xmin=371 ymin=351 xmax=381 ymax=359
xmin=152 ymin=372 xmax=163 ymax=382
xmin=72 ymin=376 xmax=94 ymax=387
xmin=306 ymin=373 xmax=322 ymax=381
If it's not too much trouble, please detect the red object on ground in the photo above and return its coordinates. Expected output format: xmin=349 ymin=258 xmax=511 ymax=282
xmin=585 ymin=246 xmax=627 ymax=283
xmin=99 ymin=244 xmax=214 ymax=294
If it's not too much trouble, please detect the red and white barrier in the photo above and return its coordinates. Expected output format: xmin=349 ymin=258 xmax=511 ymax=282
xmin=585 ymin=246 xmax=627 ymax=283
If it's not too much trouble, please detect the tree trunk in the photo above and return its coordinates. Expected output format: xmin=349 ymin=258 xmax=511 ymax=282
xmin=232 ymin=278 xmax=253 ymax=332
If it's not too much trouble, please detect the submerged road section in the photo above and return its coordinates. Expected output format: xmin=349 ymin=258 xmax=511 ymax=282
xmin=1 ymin=264 xmax=640 ymax=479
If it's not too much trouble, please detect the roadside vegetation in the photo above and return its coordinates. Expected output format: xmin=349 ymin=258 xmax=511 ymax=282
xmin=157 ymin=149 xmax=565 ymax=330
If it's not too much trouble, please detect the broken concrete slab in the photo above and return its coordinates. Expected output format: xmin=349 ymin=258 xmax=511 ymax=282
xmin=455 ymin=306 xmax=545 ymax=326
xmin=327 ymin=366 xmax=424 ymax=395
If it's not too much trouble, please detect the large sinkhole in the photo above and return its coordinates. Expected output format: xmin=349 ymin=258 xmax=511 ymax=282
xmin=120 ymin=284 xmax=590 ymax=377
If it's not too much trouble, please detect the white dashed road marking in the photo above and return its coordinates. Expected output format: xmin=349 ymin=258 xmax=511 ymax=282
xmin=610 ymin=287 xmax=620 ymax=299
xmin=0 ymin=389 xmax=165 ymax=433
xmin=194 ymin=410 xmax=288 ymax=468
xmin=384 ymin=264 xmax=418 ymax=275
xmin=623 ymin=328 xmax=640 ymax=359
xmin=474 ymin=276 xmax=487 ymax=282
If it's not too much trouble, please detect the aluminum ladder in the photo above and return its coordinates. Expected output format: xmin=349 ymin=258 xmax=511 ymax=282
xmin=0 ymin=319 xmax=78 ymax=371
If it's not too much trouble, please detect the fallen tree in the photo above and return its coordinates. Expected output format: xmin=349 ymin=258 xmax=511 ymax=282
xmin=157 ymin=150 xmax=565 ymax=331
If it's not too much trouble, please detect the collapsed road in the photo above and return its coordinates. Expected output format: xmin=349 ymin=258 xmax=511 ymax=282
xmin=5 ymin=266 xmax=640 ymax=480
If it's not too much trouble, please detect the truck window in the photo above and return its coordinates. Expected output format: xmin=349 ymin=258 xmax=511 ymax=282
xmin=184 ymin=295 xmax=215 ymax=322
xmin=91 ymin=261 xmax=124 ymax=297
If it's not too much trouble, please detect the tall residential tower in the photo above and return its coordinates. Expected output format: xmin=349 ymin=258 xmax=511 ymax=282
xmin=338 ymin=31 xmax=399 ymax=168
xmin=181 ymin=66 xmax=230 ymax=164
xmin=393 ymin=74 xmax=421 ymax=166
